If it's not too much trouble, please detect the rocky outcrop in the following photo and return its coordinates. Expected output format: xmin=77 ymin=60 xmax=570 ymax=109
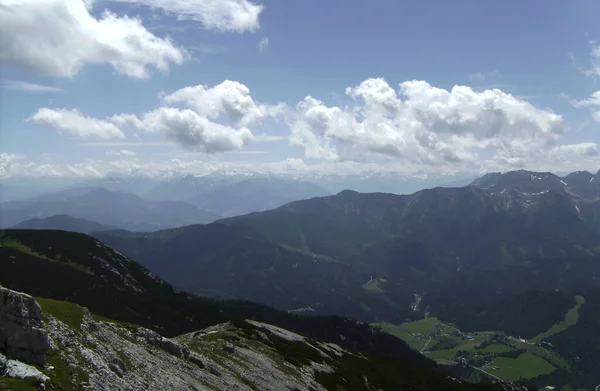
xmin=0 ymin=353 xmax=49 ymax=385
xmin=0 ymin=286 xmax=50 ymax=366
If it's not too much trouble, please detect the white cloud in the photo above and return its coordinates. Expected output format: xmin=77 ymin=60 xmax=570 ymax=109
xmin=468 ymin=70 xmax=499 ymax=83
xmin=7 ymin=147 xmax=600 ymax=180
xmin=105 ymin=149 xmax=137 ymax=157
xmin=1 ymin=80 xmax=63 ymax=93
xmin=29 ymin=108 xmax=125 ymax=139
xmin=553 ymin=142 xmax=599 ymax=156
xmin=109 ymin=0 xmax=264 ymax=33
xmin=469 ymin=72 xmax=486 ymax=83
xmin=29 ymin=80 xmax=279 ymax=153
xmin=162 ymin=80 xmax=285 ymax=126
xmin=571 ymin=90 xmax=600 ymax=123
xmin=136 ymin=108 xmax=254 ymax=152
xmin=0 ymin=0 xmax=186 ymax=78
xmin=258 ymin=37 xmax=269 ymax=52
xmin=81 ymin=141 xmax=166 ymax=147
xmin=290 ymin=78 xmax=564 ymax=169
xmin=254 ymin=134 xmax=287 ymax=142
xmin=0 ymin=153 xmax=21 ymax=178
xmin=589 ymin=44 xmax=600 ymax=76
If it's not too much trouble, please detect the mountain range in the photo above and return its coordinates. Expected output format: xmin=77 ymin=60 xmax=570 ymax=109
xmin=0 ymin=177 xmax=333 ymax=228
xmin=4 ymin=169 xmax=600 ymax=389
xmin=92 ymin=169 xmax=600 ymax=389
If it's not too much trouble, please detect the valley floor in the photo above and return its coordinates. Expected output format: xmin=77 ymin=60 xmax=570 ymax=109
xmin=374 ymin=297 xmax=587 ymax=391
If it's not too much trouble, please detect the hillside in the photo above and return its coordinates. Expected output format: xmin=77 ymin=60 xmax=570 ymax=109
xmin=0 ymin=229 xmax=535 ymax=390
xmin=0 ymin=188 xmax=220 ymax=231
xmin=0 ymin=229 xmax=439 ymax=367
xmin=11 ymin=214 xmax=116 ymax=234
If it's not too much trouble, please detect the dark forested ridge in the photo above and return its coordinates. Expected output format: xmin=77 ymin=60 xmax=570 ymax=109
xmin=11 ymin=214 xmax=117 ymax=233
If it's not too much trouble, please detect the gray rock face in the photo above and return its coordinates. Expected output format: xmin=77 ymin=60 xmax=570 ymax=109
xmin=2 ymin=359 xmax=49 ymax=385
xmin=0 ymin=286 xmax=50 ymax=366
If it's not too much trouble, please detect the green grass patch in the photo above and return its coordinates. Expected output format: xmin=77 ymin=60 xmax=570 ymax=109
xmin=361 ymin=278 xmax=386 ymax=294
xmin=427 ymin=349 xmax=459 ymax=360
xmin=1 ymin=238 xmax=93 ymax=275
xmin=532 ymin=296 xmax=585 ymax=343
xmin=488 ymin=352 xmax=556 ymax=380
xmin=278 ymin=244 xmax=344 ymax=264
xmin=0 ymin=377 xmax=40 ymax=391
xmin=37 ymin=297 xmax=85 ymax=330
xmin=505 ymin=338 xmax=570 ymax=370
xmin=375 ymin=317 xmax=440 ymax=336
xmin=481 ymin=344 xmax=513 ymax=353
xmin=44 ymin=348 xmax=89 ymax=390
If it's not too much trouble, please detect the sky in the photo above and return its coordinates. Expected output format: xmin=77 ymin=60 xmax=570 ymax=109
xmin=1 ymin=0 xmax=600 ymax=179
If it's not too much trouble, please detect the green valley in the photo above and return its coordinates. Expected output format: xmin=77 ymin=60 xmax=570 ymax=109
xmin=374 ymin=315 xmax=577 ymax=388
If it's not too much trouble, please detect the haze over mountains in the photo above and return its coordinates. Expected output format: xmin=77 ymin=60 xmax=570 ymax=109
xmin=0 ymin=187 xmax=220 ymax=232
xmin=0 ymin=177 xmax=332 ymax=230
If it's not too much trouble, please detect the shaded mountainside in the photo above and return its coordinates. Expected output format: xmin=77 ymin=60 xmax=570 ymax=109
xmin=12 ymin=214 xmax=116 ymax=234
xmin=0 ymin=188 xmax=220 ymax=231
xmin=0 ymin=287 xmax=529 ymax=391
xmin=96 ymin=185 xmax=600 ymax=327
xmin=0 ymin=229 xmax=440 ymax=370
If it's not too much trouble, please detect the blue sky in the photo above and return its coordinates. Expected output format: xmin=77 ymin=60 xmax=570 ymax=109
xmin=1 ymin=0 xmax=600 ymax=179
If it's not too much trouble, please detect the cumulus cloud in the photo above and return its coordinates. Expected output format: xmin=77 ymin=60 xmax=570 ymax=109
xmin=109 ymin=0 xmax=263 ymax=33
xmin=105 ymin=149 xmax=137 ymax=157
xmin=290 ymin=78 xmax=564 ymax=168
xmin=29 ymin=108 xmax=125 ymax=139
xmin=162 ymin=80 xmax=285 ymax=126
xmin=0 ymin=0 xmax=186 ymax=78
xmin=136 ymin=108 xmax=254 ymax=153
xmin=258 ymin=37 xmax=269 ymax=52
xmin=29 ymin=80 xmax=279 ymax=152
xmin=1 ymin=80 xmax=63 ymax=93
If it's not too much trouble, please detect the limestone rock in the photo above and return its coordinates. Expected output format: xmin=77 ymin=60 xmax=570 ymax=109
xmin=2 ymin=359 xmax=49 ymax=384
xmin=0 ymin=286 xmax=50 ymax=366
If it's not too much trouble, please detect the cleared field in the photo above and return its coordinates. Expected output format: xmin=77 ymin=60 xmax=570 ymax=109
xmin=375 ymin=317 xmax=567 ymax=384
xmin=532 ymin=295 xmax=585 ymax=343
xmin=361 ymin=278 xmax=386 ymax=294
xmin=481 ymin=344 xmax=513 ymax=353
xmin=487 ymin=352 xmax=556 ymax=380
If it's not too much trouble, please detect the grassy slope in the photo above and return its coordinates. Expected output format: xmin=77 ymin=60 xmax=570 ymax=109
xmin=489 ymin=353 xmax=555 ymax=380
xmin=532 ymin=295 xmax=585 ymax=343
xmin=10 ymin=297 xmax=517 ymax=391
